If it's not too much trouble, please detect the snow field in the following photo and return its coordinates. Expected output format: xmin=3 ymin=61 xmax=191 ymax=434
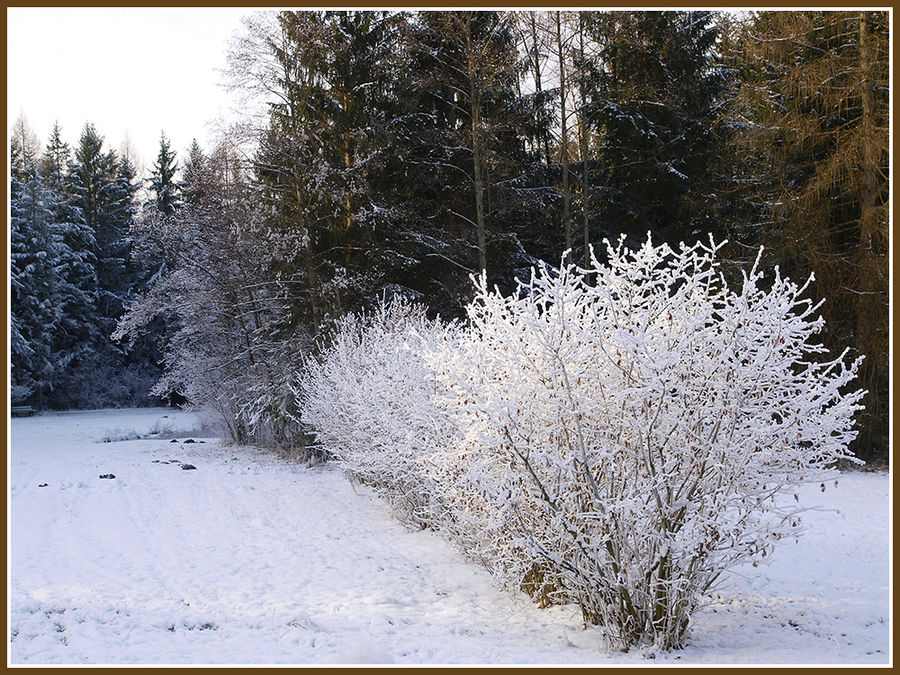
xmin=8 ymin=409 xmax=891 ymax=665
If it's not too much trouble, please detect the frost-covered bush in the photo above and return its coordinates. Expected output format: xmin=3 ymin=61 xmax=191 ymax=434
xmin=122 ymin=300 xmax=306 ymax=451
xmin=300 ymin=301 xmax=458 ymax=527
xmin=297 ymin=236 xmax=862 ymax=651
xmin=424 ymin=236 xmax=863 ymax=650
xmin=114 ymin=153 xmax=312 ymax=452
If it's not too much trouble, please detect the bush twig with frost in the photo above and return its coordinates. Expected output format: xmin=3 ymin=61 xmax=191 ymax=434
xmin=425 ymin=235 xmax=863 ymax=650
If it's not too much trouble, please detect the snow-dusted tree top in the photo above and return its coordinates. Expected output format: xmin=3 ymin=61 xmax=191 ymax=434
xmin=302 ymin=234 xmax=864 ymax=651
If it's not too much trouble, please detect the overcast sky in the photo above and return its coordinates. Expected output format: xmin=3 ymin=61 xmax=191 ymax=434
xmin=7 ymin=7 xmax=251 ymax=175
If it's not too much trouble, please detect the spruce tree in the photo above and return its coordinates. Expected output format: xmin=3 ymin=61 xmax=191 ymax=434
xmin=402 ymin=10 xmax=551 ymax=305
xmin=10 ymin=166 xmax=65 ymax=408
xmin=39 ymin=122 xmax=70 ymax=188
xmin=181 ymin=139 xmax=211 ymax=208
xmin=251 ymin=10 xmax=412 ymax=327
xmin=586 ymin=11 xmax=726 ymax=245
xmin=33 ymin=125 xmax=99 ymax=383
xmin=71 ymin=124 xmax=134 ymax=331
xmin=47 ymin=122 xmax=146 ymax=408
xmin=148 ymin=132 xmax=181 ymax=217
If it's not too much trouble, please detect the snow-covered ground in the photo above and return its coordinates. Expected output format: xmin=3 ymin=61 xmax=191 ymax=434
xmin=8 ymin=408 xmax=891 ymax=665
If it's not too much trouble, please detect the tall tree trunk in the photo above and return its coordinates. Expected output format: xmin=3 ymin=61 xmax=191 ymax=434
xmin=577 ymin=14 xmax=591 ymax=267
xmin=294 ymin=181 xmax=320 ymax=324
xmin=467 ymin=16 xmax=488 ymax=274
xmin=858 ymin=11 xmax=878 ymax=249
xmin=530 ymin=12 xmax=552 ymax=166
xmin=855 ymin=10 xmax=885 ymax=458
xmin=342 ymin=90 xmax=353 ymax=233
xmin=578 ymin=115 xmax=591 ymax=265
xmin=471 ymin=86 xmax=487 ymax=274
xmin=342 ymin=89 xmax=353 ymax=274
xmin=556 ymin=12 xmax=572 ymax=260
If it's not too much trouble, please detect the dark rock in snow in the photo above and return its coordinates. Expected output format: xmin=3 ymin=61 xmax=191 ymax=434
xmin=99 ymin=473 xmax=116 ymax=479
xmin=170 ymin=439 xmax=178 ymax=443
xmin=184 ymin=439 xmax=196 ymax=444
xmin=181 ymin=464 xmax=197 ymax=471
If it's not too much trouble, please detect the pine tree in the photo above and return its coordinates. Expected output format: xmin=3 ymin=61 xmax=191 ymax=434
xmin=586 ymin=11 xmax=727 ymax=244
xmin=45 ymin=122 xmax=148 ymax=408
xmin=402 ymin=10 xmax=552 ymax=303
xmin=148 ymin=132 xmax=181 ymax=216
xmin=10 ymin=165 xmax=65 ymax=408
xmin=39 ymin=122 xmax=70 ymax=188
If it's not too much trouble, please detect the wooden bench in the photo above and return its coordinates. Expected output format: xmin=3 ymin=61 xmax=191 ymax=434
xmin=11 ymin=405 xmax=36 ymax=417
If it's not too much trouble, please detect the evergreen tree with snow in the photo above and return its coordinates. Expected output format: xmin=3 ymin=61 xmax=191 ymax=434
xmin=249 ymin=10 xmax=413 ymax=328
xmin=10 ymin=159 xmax=65 ymax=408
xmin=43 ymin=122 xmax=153 ymax=408
xmin=585 ymin=11 xmax=727 ymax=244
xmin=40 ymin=125 xmax=100 ymax=375
xmin=400 ymin=10 xmax=552 ymax=308
xmin=181 ymin=139 xmax=211 ymax=208
xmin=148 ymin=132 xmax=181 ymax=217
xmin=39 ymin=122 xmax=70 ymax=188
xmin=70 ymin=124 xmax=135 ymax=333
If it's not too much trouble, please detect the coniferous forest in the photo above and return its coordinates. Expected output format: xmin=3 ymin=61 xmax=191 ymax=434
xmin=10 ymin=10 xmax=889 ymax=464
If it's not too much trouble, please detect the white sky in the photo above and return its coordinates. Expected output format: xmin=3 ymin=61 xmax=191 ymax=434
xmin=7 ymin=7 xmax=252 ymax=176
